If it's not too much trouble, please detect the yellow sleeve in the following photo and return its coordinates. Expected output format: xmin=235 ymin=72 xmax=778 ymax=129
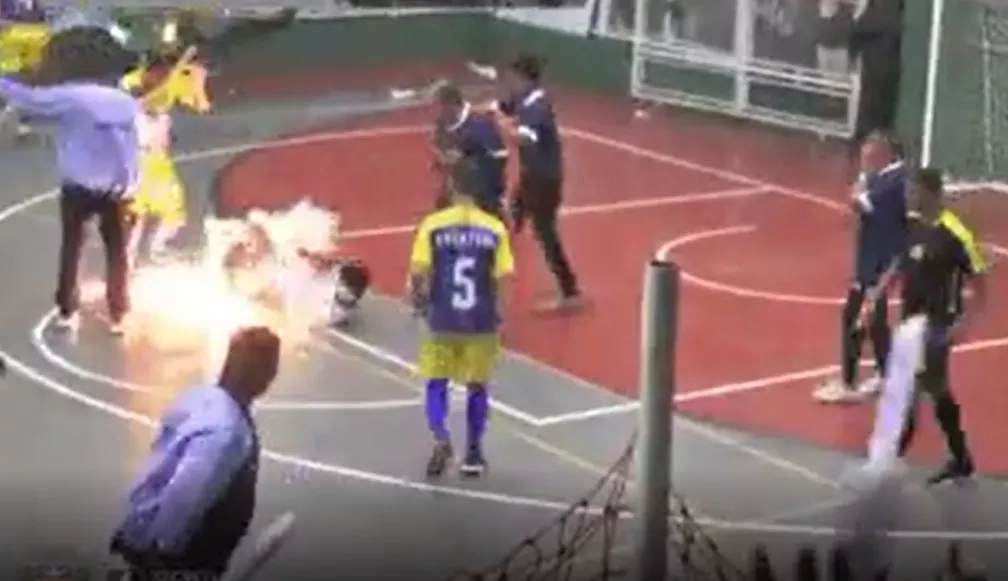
xmin=494 ymin=227 xmax=515 ymax=278
xmin=943 ymin=211 xmax=987 ymax=274
xmin=409 ymin=218 xmax=433 ymax=273
xmin=120 ymin=68 xmax=143 ymax=91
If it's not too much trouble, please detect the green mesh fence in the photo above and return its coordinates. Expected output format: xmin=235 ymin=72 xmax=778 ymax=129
xmin=902 ymin=0 xmax=1008 ymax=191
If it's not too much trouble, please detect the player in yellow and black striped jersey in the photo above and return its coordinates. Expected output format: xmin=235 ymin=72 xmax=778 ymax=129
xmin=859 ymin=167 xmax=989 ymax=484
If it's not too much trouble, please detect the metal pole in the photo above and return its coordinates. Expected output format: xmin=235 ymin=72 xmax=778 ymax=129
xmin=632 ymin=259 xmax=679 ymax=581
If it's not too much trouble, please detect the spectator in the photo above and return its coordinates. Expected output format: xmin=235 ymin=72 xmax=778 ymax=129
xmin=110 ymin=327 xmax=280 ymax=581
xmin=818 ymin=0 xmax=904 ymax=160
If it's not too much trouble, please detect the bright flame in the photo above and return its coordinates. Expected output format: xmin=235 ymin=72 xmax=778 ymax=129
xmin=81 ymin=199 xmax=343 ymax=377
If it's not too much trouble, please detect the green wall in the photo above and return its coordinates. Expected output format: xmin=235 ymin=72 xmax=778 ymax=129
xmin=192 ymin=12 xmax=868 ymax=150
xmin=209 ymin=12 xmax=630 ymax=91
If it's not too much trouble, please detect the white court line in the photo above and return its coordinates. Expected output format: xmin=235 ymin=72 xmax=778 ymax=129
xmin=3 ymin=124 xmax=1008 ymax=539
xmin=324 ymin=327 xmax=544 ymax=426
xmin=29 ymin=310 xmax=422 ymax=413
xmin=537 ymin=333 xmax=1008 ymax=425
xmin=342 ymin=185 xmax=766 ymax=239
xmin=19 ymin=177 xmax=765 ymax=426
xmin=256 ymin=399 xmax=419 ymax=411
xmin=534 ymin=220 xmax=1008 ymax=425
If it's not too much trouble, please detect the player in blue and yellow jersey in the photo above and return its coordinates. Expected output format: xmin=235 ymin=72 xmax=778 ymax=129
xmin=408 ymin=157 xmax=515 ymax=478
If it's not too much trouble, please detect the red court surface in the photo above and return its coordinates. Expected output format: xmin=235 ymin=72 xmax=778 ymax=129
xmin=219 ymin=97 xmax=1008 ymax=474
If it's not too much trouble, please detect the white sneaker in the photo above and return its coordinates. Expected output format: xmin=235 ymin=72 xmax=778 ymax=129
xmin=813 ymin=378 xmax=867 ymax=403
xmin=108 ymin=315 xmax=129 ymax=337
xmin=856 ymin=374 xmax=883 ymax=396
xmin=53 ymin=312 xmax=80 ymax=333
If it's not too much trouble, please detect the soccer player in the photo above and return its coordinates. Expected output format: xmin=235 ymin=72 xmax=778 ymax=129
xmin=856 ymin=167 xmax=987 ymax=484
xmin=432 ymin=82 xmax=508 ymax=217
xmin=408 ymin=157 xmax=515 ymax=478
xmin=493 ymin=53 xmax=582 ymax=312
xmin=814 ymin=131 xmax=908 ymax=403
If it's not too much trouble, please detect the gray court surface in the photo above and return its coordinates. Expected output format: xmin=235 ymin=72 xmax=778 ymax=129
xmin=1 ymin=91 xmax=1007 ymax=581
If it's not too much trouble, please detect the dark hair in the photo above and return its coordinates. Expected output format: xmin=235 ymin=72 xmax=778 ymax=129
xmin=434 ymin=80 xmax=464 ymax=106
xmin=510 ymin=52 xmax=544 ymax=83
xmin=220 ymin=326 xmax=281 ymax=386
xmin=914 ymin=167 xmax=944 ymax=196
xmin=448 ymin=156 xmax=483 ymax=199
xmin=865 ymin=129 xmax=904 ymax=159
xmin=35 ymin=27 xmax=137 ymax=84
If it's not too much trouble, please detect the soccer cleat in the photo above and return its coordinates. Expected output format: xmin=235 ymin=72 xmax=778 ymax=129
xmin=53 ymin=312 xmax=80 ymax=334
xmin=926 ymin=457 xmax=975 ymax=486
xmin=425 ymin=440 xmax=453 ymax=478
xmin=856 ymin=374 xmax=884 ymax=396
xmin=459 ymin=448 xmax=487 ymax=478
xmin=813 ymin=378 xmax=867 ymax=404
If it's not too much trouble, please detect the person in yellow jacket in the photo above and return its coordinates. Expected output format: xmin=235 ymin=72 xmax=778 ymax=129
xmin=0 ymin=20 xmax=47 ymax=136
xmin=121 ymin=46 xmax=210 ymax=266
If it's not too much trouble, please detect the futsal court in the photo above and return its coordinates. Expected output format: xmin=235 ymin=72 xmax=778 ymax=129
xmin=2 ymin=80 xmax=1008 ymax=579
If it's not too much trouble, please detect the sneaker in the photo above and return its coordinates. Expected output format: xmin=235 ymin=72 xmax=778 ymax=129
xmin=425 ymin=440 xmax=453 ymax=478
xmin=926 ymin=457 xmax=975 ymax=486
xmin=813 ymin=378 xmax=867 ymax=404
xmin=856 ymin=374 xmax=884 ymax=396
xmin=459 ymin=448 xmax=487 ymax=478
xmin=53 ymin=312 xmax=80 ymax=333
xmin=534 ymin=292 xmax=587 ymax=314
xmin=108 ymin=315 xmax=129 ymax=337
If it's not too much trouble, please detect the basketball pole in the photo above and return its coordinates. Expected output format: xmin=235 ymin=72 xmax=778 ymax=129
xmin=632 ymin=259 xmax=679 ymax=581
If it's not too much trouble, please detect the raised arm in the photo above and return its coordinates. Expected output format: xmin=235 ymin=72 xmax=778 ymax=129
xmin=0 ymin=77 xmax=78 ymax=117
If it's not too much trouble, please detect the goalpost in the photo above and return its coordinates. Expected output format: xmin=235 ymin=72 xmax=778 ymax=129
xmin=919 ymin=0 xmax=1008 ymax=195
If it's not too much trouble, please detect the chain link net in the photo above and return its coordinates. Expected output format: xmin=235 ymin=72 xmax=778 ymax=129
xmin=929 ymin=1 xmax=1008 ymax=188
xmin=451 ymin=435 xmax=747 ymax=581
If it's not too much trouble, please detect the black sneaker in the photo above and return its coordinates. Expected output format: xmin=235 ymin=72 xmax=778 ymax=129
xmin=926 ymin=457 xmax=975 ymax=486
xmin=425 ymin=440 xmax=453 ymax=478
xmin=459 ymin=448 xmax=487 ymax=478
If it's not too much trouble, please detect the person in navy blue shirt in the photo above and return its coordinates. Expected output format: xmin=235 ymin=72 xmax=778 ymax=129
xmin=432 ymin=82 xmax=508 ymax=217
xmin=494 ymin=53 xmax=583 ymax=312
xmin=815 ymin=131 xmax=908 ymax=403
xmin=0 ymin=26 xmax=140 ymax=335
xmin=111 ymin=326 xmax=280 ymax=580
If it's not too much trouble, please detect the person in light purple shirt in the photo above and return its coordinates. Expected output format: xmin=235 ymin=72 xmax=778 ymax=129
xmin=0 ymin=26 xmax=140 ymax=334
xmin=112 ymin=326 xmax=280 ymax=580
